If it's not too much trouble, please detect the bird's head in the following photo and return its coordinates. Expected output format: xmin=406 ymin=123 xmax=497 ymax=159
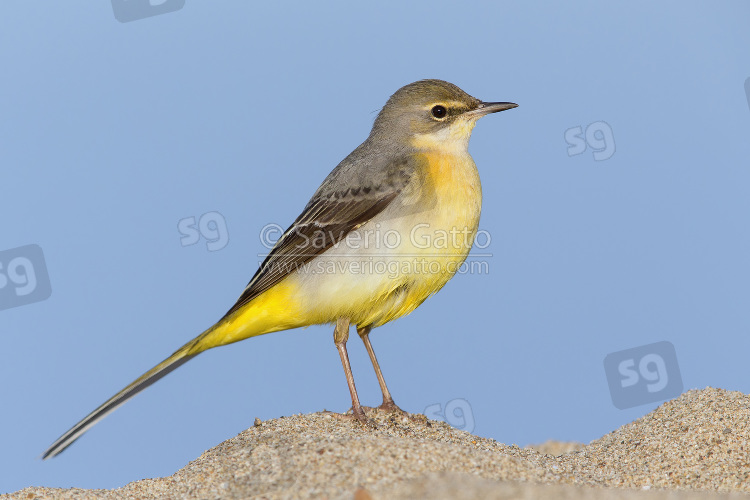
xmin=371 ymin=79 xmax=517 ymax=152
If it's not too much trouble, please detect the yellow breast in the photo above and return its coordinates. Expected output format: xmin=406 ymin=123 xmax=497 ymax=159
xmin=417 ymin=149 xmax=483 ymax=257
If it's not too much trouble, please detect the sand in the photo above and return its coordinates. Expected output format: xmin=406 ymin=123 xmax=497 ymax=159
xmin=5 ymin=387 xmax=750 ymax=499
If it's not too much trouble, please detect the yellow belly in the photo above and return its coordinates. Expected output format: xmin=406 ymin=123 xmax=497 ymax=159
xmin=292 ymin=150 xmax=483 ymax=328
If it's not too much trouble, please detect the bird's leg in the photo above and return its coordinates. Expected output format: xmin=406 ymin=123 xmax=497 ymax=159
xmin=357 ymin=325 xmax=408 ymax=415
xmin=333 ymin=317 xmax=369 ymax=424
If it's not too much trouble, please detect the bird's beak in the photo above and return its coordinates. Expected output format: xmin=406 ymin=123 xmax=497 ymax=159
xmin=465 ymin=101 xmax=518 ymax=118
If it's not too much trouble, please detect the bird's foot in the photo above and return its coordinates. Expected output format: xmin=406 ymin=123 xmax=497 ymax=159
xmin=322 ymin=407 xmax=377 ymax=429
xmin=370 ymin=400 xmax=426 ymax=423
xmin=377 ymin=399 xmax=408 ymax=415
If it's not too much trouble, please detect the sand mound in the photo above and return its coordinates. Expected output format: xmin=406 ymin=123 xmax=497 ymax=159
xmin=558 ymin=387 xmax=750 ymax=490
xmin=5 ymin=387 xmax=750 ymax=499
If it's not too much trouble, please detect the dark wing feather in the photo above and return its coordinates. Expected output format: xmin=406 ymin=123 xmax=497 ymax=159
xmin=221 ymin=157 xmax=414 ymax=319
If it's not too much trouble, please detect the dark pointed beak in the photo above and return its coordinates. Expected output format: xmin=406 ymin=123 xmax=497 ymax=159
xmin=465 ymin=101 xmax=518 ymax=118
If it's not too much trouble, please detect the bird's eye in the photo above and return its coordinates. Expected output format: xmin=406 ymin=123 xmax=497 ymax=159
xmin=431 ymin=105 xmax=447 ymax=119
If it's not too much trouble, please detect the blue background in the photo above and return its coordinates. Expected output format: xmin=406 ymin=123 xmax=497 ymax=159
xmin=1 ymin=1 xmax=749 ymax=493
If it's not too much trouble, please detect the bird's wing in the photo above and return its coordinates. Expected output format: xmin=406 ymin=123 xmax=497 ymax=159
xmin=221 ymin=154 xmax=418 ymax=319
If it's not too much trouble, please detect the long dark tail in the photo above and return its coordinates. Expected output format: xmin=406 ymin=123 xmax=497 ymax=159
xmin=42 ymin=339 xmax=202 ymax=459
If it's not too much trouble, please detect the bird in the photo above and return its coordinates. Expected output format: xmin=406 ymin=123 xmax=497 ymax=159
xmin=43 ymin=79 xmax=517 ymax=459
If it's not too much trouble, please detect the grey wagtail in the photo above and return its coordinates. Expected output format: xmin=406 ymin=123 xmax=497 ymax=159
xmin=43 ymin=79 xmax=517 ymax=458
